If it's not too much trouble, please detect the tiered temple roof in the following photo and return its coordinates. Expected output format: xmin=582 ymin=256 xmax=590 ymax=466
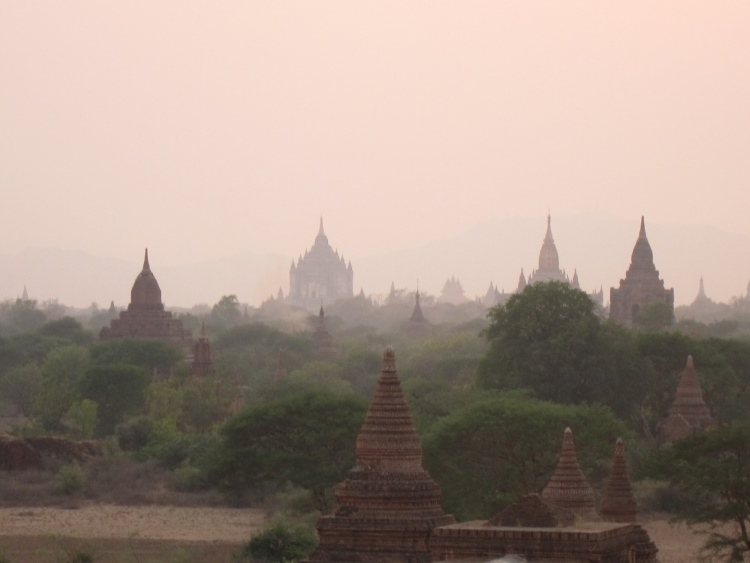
xmin=289 ymin=218 xmax=353 ymax=309
xmin=660 ymin=355 xmax=717 ymax=442
xmin=307 ymin=347 xmax=455 ymax=563
xmin=99 ymin=249 xmax=190 ymax=353
xmin=528 ymin=215 xmax=568 ymax=285
xmin=610 ymin=217 xmax=674 ymax=325
xmin=601 ymin=438 xmax=638 ymax=523
xmin=541 ymin=427 xmax=597 ymax=520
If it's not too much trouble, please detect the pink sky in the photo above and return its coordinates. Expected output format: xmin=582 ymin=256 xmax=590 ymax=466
xmin=1 ymin=2 xmax=749 ymax=304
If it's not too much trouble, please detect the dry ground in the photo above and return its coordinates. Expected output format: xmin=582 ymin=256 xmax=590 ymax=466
xmin=0 ymin=505 xmax=718 ymax=563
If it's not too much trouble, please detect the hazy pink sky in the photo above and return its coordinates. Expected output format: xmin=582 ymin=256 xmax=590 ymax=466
xmin=1 ymin=2 xmax=749 ymax=302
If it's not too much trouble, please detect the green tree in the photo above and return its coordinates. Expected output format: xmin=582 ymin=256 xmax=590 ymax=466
xmin=633 ymin=300 xmax=675 ymax=331
xmin=210 ymin=294 xmax=242 ymax=328
xmin=212 ymin=391 xmax=368 ymax=511
xmin=180 ymin=376 xmax=235 ymax=433
xmin=35 ymin=345 xmax=90 ymax=431
xmin=652 ymin=425 xmax=750 ymax=562
xmin=66 ymin=399 xmax=98 ymax=439
xmin=423 ymin=392 xmax=629 ymax=520
xmin=0 ymin=362 xmax=43 ymax=416
xmin=37 ymin=316 xmax=94 ymax=346
xmin=79 ymin=364 xmax=150 ymax=435
xmin=477 ymin=281 xmax=645 ymax=418
xmin=238 ymin=518 xmax=317 ymax=562
xmin=89 ymin=339 xmax=183 ymax=376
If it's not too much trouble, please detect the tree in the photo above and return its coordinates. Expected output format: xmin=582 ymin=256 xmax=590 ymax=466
xmin=238 ymin=518 xmax=317 ymax=563
xmin=653 ymin=425 xmax=750 ymax=562
xmin=633 ymin=301 xmax=675 ymax=331
xmin=35 ymin=345 xmax=90 ymax=431
xmin=210 ymin=294 xmax=242 ymax=328
xmin=89 ymin=339 xmax=183 ymax=376
xmin=423 ymin=392 xmax=630 ymax=520
xmin=476 ymin=281 xmax=645 ymax=416
xmin=37 ymin=317 xmax=94 ymax=346
xmin=212 ymin=391 xmax=368 ymax=511
xmin=79 ymin=364 xmax=150 ymax=435
xmin=0 ymin=363 xmax=43 ymax=416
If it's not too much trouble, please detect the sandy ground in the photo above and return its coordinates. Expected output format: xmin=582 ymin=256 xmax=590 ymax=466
xmin=0 ymin=505 xmax=726 ymax=562
xmin=0 ymin=505 xmax=266 ymax=542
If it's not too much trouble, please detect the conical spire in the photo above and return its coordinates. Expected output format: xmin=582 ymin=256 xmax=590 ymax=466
xmin=694 ymin=276 xmax=708 ymax=302
xmin=517 ymin=269 xmax=527 ymax=292
xmin=541 ymin=428 xmax=597 ymax=519
xmin=315 ymin=216 xmax=329 ymax=245
xmin=130 ymin=248 xmax=162 ymax=308
xmin=200 ymin=319 xmax=206 ymax=338
xmin=318 ymin=215 xmax=325 ymax=236
xmin=409 ymin=289 xmax=426 ymax=323
xmin=661 ymin=355 xmax=717 ymax=441
xmin=629 ymin=216 xmax=655 ymax=270
xmin=21 ymin=285 xmax=28 ymax=301
xmin=601 ymin=438 xmax=637 ymax=523
xmin=537 ymin=214 xmax=561 ymax=273
xmin=310 ymin=347 xmax=455 ymax=562
xmin=571 ymin=269 xmax=580 ymax=289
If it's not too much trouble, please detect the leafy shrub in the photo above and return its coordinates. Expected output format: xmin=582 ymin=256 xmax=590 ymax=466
xmin=237 ymin=519 xmax=317 ymax=562
xmin=56 ymin=464 xmax=86 ymax=495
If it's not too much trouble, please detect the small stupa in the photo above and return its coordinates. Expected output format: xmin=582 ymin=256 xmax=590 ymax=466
xmin=601 ymin=438 xmax=638 ymax=523
xmin=306 ymin=347 xmax=455 ymax=563
xmin=541 ymin=427 xmax=597 ymax=520
xmin=191 ymin=321 xmax=213 ymax=377
xmin=313 ymin=306 xmax=336 ymax=360
xmin=660 ymin=355 xmax=717 ymax=441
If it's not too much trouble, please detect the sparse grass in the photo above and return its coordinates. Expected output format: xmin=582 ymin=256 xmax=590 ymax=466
xmin=0 ymin=456 xmax=224 ymax=507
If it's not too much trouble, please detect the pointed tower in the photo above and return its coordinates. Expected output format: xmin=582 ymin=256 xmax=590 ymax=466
xmin=692 ymin=276 xmax=709 ymax=305
xmin=601 ymin=438 xmax=637 ymax=523
xmin=571 ymin=269 xmax=580 ymax=290
xmin=313 ymin=306 xmax=336 ymax=360
xmin=21 ymin=285 xmax=29 ymax=301
xmin=660 ymin=356 xmax=717 ymax=442
xmin=191 ymin=321 xmax=213 ymax=377
xmin=528 ymin=215 xmax=568 ymax=285
xmin=517 ymin=269 xmax=527 ymax=293
xmin=100 ymin=249 xmax=190 ymax=352
xmin=541 ymin=428 xmax=597 ymax=520
xmin=288 ymin=218 xmax=354 ymax=310
xmin=308 ymin=347 xmax=455 ymax=563
xmin=610 ymin=217 xmax=674 ymax=325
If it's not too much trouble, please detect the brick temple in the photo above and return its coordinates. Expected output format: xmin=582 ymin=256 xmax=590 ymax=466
xmin=306 ymin=348 xmax=659 ymax=563
xmin=610 ymin=217 xmax=674 ymax=325
xmin=306 ymin=347 xmax=456 ymax=563
xmin=660 ymin=355 xmax=717 ymax=442
xmin=99 ymin=249 xmax=191 ymax=352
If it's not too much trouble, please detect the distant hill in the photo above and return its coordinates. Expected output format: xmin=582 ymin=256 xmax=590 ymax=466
xmin=2 ymin=216 xmax=749 ymax=308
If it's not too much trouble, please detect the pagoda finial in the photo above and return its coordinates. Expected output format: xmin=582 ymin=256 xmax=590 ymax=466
xmin=200 ymin=320 xmax=206 ymax=338
xmin=639 ymin=216 xmax=646 ymax=237
xmin=319 ymin=304 xmax=324 ymax=318
xmin=143 ymin=248 xmax=150 ymax=270
xmin=319 ymin=215 xmax=325 ymax=236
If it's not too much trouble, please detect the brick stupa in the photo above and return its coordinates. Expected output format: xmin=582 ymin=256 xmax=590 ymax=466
xmin=100 ymin=249 xmax=190 ymax=353
xmin=660 ymin=355 xmax=717 ymax=442
xmin=307 ymin=347 xmax=455 ymax=563
xmin=601 ymin=438 xmax=638 ymax=523
xmin=541 ymin=427 xmax=597 ymax=520
xmin=191 ymin=321 xmax=213 ymax=377
xmin=313 ymin=306 xmax=336 ymax=360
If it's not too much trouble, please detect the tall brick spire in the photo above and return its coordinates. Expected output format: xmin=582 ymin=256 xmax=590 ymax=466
xmin=307 ymin=347 xmax=455 ymax=563
xmin=601 ymin=438 xmax=637 ymax=523
xmin=541 ymin=427 xmax=597 ymax=519
xmin=660 ymin=355 xmax=717 ymax=441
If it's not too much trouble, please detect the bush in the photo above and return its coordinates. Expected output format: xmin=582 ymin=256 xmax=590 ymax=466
xmin=56 ymin=464 xmax=86 ymax=495
xmin=237 ymin=519 xmax=317 ymax=562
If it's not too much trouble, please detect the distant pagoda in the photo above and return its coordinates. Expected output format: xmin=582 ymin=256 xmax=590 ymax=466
xmin=289 ymin=217 xmax=353 ymax=310
xmin=660 ymin=355 xmax=717 ymax=442
xmin=100 ymin=249 xmax=191 ymax=353
xmin=313 ymin=306 xmax=336 ymax=360
xmin=306 ymin=347 xmax=455 ymax=563
xmin=528 ymin=215 xmax=569 ymax=285
xmin=404 ymin=289 xmax=432 ymax=337
xmin=191 ymin=321 xmax=213 ymax=377
xmin=610 ymin=217 xmax=674 ymax=325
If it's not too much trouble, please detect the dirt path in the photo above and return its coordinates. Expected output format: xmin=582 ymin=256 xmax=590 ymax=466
xmin=0 ymin=505 xmax=266 ymax=542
